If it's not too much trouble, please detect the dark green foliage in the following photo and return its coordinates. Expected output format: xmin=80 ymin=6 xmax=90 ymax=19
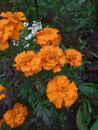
xmin=3 ymin=0 xmax=95 ymax=32
xmin=79 ymin=82 xmax=98 ymax=97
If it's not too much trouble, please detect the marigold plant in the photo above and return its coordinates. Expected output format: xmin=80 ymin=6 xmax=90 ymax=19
xmin=0 ymin=9 xmax=91 ymax=130
xmin=0 ymin=1 xmax=98 ymax=129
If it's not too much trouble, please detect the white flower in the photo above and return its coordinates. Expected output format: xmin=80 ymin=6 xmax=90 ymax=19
xmin=24 ymin=43 xmax=30 ymax=48
xmin=25 ymin=33 xmax=32 ymax=40
xmin=24 ymin=22 xmax=29 ymax=27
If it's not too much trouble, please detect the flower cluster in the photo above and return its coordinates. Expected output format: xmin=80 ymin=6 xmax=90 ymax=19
xmin=46 ymin=75 xmax=78 ymax=108
xmin=0 ymin=11 xmax=27 ymax=50
xmin=14 ymin=26 xmax=82 ymax=76
xmin=0 ymin=10 xmax=84 ymax=128
xmin=0 ymin=84 xmax=7 ymax=101
xmin=3 ymin=103 xmax=28 ymax=128
xmin=14 ymin=46 xmax=66 ymax=75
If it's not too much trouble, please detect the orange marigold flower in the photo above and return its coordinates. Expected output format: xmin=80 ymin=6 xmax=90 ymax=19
xmin=14 ymin=50 xmax=42 ymax=77
xmin=46 ymin=75 xmax=78 ymax=108
xmin=38 ymin=46 xmax=66 ymax=72
xmin=35 ymin=27 xmax=62 ymax=47
xmin=0 ymin=11 xmax=27 ymax=40
xmin=3 ymin=103 xmax=28 ymax=128
xmin=0 ymin=84 xmax=7 ymax=101
xmin=64 ymin=49 xmax=82 ymax=67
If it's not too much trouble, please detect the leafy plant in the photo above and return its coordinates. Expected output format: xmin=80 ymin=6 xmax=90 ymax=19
xmin=0 ymin=0 xmax=98 ymax=129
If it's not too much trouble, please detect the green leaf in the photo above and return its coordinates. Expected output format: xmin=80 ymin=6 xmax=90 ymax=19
xmin=81 ymin=41 xmax=88 ymax=49
xmin=89 ymin=51 xmax=98 ymax=58
xmin=90 ymin=120 xmax=98 ymax=130
xmin=76 ymin=104 xmax=89 ymax=130
xmin=86 ymin=101 xmax=92 ymax=114
xmin=79 ymin=82 xmax=97 ymax=96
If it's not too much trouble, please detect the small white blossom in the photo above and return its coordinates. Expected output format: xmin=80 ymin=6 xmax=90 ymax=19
xmin=24 ymin=22 xmax=29 ymax=27
xmin=24 ymin=43 xmax=30 ymax=48
xmin=25 ymin=33 xmax=32 ymax=40
xmin=27 ymin=27 xmax=33 ymax=30
xmin=32 ymin=21 xmax=42 ymax=30
xmin=12 ymin=40 xmax=19 ymax=46
xmin=31 ymin=29 xmax=38 ymax=35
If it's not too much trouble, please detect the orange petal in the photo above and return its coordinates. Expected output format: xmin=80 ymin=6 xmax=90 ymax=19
xmin=0 ymin=41 xmax=9 ymax=50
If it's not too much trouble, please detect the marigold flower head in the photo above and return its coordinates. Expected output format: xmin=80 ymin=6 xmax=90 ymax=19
xmin=3 ymin=103 xmax=28 ymax=128
xmin=38 ymin=46 xmax=66 ymax=72
xmin=46 ymin=75 xmax=78 ymax=108
xmin=35 ymin=27 xmax=62 ymax=47
xmin=0 ymin=11 xmax=27 ymax=41
xmin=0 ymin=84 xmax=7 ymax=101
xmin=64 ymin=49 xmax=82 ymax=67
xmin=14 ymin=50 xmax=42 ymax=77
